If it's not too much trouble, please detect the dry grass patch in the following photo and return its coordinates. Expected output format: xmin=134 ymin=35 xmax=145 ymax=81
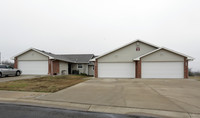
xmin=0 ymin=75 xmax=88 ymax=93
xmin=189 ymin=76 xmax=200 ymax=81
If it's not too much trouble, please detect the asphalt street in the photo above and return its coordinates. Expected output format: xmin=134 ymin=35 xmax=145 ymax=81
xmin=0 ymin=103 xmax=155 ymax=118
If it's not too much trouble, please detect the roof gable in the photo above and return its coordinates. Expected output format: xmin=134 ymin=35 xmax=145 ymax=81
xmin=96 ymin=39 xmax=159 ymax=60
xmin=13 ymin=48 xmax=94 ymax=63
xmin=134 ymin=47 xmax=194 ymax=61
xmin=17 ymin=50 xmax=49 ymax=61
xmin=12 ymin=48 xmax=54 ymax=60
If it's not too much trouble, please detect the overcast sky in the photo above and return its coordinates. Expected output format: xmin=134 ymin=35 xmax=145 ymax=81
xmin=0 ymin=0 xmax=199 ymax=71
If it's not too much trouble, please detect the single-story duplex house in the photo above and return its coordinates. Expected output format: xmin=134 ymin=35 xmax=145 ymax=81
xmin=13 ymin=48 xmax=95 ymax=76
xmin=93 ymin=40 xmax=194 ymax=79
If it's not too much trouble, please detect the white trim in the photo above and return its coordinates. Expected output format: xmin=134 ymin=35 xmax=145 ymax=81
xmin=11 ymin=48 xmax=54 ymax=60
xmin=133 ymin=47 xmax=194 ymax=61
xmin=95 ymin=39 xmax=160 ymax=60
xmin=161 ymin=47 xmax=194 ymax=60
xmin=90 ymin=58 xmax=96 ymax=62
xmin=134 ymin=48 xmax=161 ymax=61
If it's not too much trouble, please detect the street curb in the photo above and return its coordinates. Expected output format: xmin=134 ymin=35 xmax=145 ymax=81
xmin=0 ymin=98 xmax=199 ymax=118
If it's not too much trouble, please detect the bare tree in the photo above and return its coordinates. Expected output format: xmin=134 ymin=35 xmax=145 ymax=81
xmin=1 ymin=60 xmax=14 ymax=68
xmin=189 ymin=68 xmax=200 ymax=76
xmin=189 ymin=68 xmax=194 ymax=76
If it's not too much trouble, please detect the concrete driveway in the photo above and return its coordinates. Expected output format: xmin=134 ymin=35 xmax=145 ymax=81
xmin=0 ymin=75 xmax=42 ymax=82
xmin=38 ymin=78 xmax=200 ymax=116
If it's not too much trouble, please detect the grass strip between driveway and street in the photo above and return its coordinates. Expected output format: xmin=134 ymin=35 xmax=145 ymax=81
xmin=0 ymin=75 xmax=88 ymax=93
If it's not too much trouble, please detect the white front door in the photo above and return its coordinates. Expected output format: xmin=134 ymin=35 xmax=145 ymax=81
xmin=142 ymin=62 xmax=184 ymax=78
xmin=18 ymin=61 xmax=48 ymax=75
xmin=98 ymin=63 xmax=135 ymax=78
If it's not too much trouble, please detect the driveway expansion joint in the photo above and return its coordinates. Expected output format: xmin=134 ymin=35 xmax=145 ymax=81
xmin=142 ymin=81 xmax=188 ymax=113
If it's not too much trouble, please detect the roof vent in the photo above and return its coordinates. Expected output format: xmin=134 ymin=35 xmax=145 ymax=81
xmin=136 ymin=47 xmax=140 ymax=51
xmin=136 ymin=42 xmax=140 ymax=51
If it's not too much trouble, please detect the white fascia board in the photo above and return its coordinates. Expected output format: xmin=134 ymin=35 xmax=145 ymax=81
xmin=90 ymin=58 xmax=96 ymax=62
xmin=160 ymin=47 xmax=195 ymax=61
xmin=11 ymin=48 xmax=53 ymax=60
xmin=133 ymin=48 xmax=162 ymax=61
xmin=133 ymin=47 xmax=194 ymax=61
xmin=96 ymin=39 xmax=160 ymax=60
xmin=32 ymin=48 xmax=54 ymax=59
xmin=49 ymin=57 xmax=55 ymax=59
xmin=11 ymin=48 xmax=33 ymax=60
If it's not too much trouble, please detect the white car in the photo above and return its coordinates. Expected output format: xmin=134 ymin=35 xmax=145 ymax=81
xmin=0 ymin=64 xmax=22 ymax=77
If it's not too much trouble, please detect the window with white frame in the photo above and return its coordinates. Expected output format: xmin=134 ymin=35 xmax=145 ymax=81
xmin=77 ymin=64 xmax=83 ymax=69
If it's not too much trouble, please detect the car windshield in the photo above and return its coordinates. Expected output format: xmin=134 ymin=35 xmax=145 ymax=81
xmin=0 ymin=65 xmax=6 ymax=68
xmin=0 ymin=65 xmax=13 ymax=69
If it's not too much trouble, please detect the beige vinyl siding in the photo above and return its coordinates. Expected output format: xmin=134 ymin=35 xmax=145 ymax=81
xmin=98 ymin=41 xmax=157 ymax=63
xmin=71 ymin=63 xmax=89 ymax=75
xmin=59 ymin=61 xmax=68 ymax=75
xmin=88 ymin=65 xmax=94 ymax=76
xmin=18 ymin=50 xmax=48 ymax=61
xmin=142 ymin=49 xmax=184 ymax=62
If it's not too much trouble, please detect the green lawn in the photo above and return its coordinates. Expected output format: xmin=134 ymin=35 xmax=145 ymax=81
xmin=0 ymin=75 xmax=88 ymax=93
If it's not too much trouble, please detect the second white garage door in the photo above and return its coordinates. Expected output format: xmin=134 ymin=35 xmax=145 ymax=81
xmin=18 ymin=61 xmax=48 ymax=75
xmin=98 ymin=63 xmax=135 ymax=78
xmin=142 ymin=62 xmax=184 ymax=78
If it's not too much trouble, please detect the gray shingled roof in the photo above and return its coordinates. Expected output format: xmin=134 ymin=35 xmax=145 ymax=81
xmin=57 ymin=54 xmax=94 ymax=63
xmin=34 ymin=48 xmax=94 ymax=64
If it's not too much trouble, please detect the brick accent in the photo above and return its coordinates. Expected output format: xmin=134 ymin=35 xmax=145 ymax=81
xmin=94 ymin=60 xmax=98 ymax=78
xmin=53 ymin=60 xmax=59 ymax=75
xmin=48 ymin=59 xmax=60 ymax=75
xmin=135 ymin=60 xmax=141 ymax=78
xmin=184 ymin=57 xmax=188 ymax=79
xmin=14 ymin=57 xmax=18 ymax=69
xmin=48 ymin=58 xmax=51 ymax=75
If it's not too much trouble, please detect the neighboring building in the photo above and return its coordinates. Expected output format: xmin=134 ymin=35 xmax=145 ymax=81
xmin=13 ymin=48 xmax=95 ymax=76
xmin=93 ymin=40 xmax=194 ymax=79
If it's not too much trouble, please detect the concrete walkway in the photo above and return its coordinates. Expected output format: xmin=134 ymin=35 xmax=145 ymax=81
xmin=0 ymin=79 xmax=200 ymax=118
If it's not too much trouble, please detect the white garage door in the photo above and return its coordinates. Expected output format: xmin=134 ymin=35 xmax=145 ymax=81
xmin=142 ymin=62 xmax=184 ymax=78
xmin=98 ymin=63 xmax=135 ymax=78
xmin=18 ymin=61 xmax=48 ymax=75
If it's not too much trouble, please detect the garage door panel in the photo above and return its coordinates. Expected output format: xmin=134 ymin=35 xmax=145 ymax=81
xmin=142 ymin=62 xmax=184 ymax=78
xmin=18 ymin=61 xmax=48 ymax=75
xmin=98 ymin=63 xmax=135 ymax=78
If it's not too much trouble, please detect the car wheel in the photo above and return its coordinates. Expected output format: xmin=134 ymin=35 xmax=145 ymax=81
xmin=16 ymin=71 xmax=20 ymax=76
xmin=0 ymin=73 xmax=2 ymax=78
